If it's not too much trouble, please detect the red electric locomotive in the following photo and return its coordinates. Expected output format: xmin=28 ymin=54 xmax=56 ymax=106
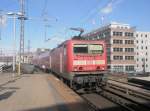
xmin=49 ymin=39 xmax=107 ymax=89
xmin=33 ymin=39 xmax=107 ymax=90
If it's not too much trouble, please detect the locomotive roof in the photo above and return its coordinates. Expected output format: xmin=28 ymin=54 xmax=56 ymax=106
xmin=51 ymin=39 xmax=105 ymax=52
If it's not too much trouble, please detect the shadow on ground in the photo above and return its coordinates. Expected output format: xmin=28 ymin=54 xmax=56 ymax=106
xmin=0 ymin=90 xmax=16 ymax=101
xmin=0 ymin=76 xmax=21 ymax=92
xmin=21 ymin=101 xmax=129 ymax=111
xmin=0 ymin=76 xmax=21 ymax=88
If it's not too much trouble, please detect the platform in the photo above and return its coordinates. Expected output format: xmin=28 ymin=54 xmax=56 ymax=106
xmin=128 ymin=76 xmax=150 ymax=86
xmin=0 ymin=73 xmax=89 ymax=111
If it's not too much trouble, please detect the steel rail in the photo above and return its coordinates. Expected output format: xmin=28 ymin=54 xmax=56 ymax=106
xmin=107 ymin=79 xmax=150 ymax=100
xmin=100 ymin=80 xmax=150 ymax=111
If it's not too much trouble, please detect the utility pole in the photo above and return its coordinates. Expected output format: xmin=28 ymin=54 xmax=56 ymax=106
xmin=27 ymin=39 xmax=30 ymax=63
xmin=0 ymin=10 xmax=3 ymax=40
xmin=28 ymin=40 xmax=30 ymax=54
xmin=101 ymin=16 xmax=104 ymax=26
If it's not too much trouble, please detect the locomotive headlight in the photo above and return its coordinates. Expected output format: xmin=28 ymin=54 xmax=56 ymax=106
xmin=101 ymin=67 xmax=105 ymax=70
xmin=74 ymin=67 xmax=78 ymax=71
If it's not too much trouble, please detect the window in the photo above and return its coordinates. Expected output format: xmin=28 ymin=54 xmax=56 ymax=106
xmin=146 ymin=46 xmax=147 ymax=49
xmin=88 ymin=44 xmax=103 ymax=54
xmin=113 ymin=66 xmax=124 ymax=72
xmin=141 ymin=40 xmax=143 ymax=43
xmin=141 ymin=34 xmax=143 ymax=37
xmin=125 ymin=40 xmax=134 ymax=44
xmin=136 ymin=34 xmax=138 ymax=37
xmin=113 ymin=32 xmax=115 ymax=36
xmin=125 ymin=56 xmax=134 ymax=60
xmin=145 ymin=34 xmax=147 ymax=37
xmin=137 ymin=58 xmax=139 ymax=61
xmin=146 ymin=58 xmax=148 ymax=61
xmin=125 ymin=48 xmax=134 ymax=52
xmin=136 ymin=40 xmax=138 ymax=43
xmin=131 ymin=33 xmax=133 ymax=37
xmin=74 ymin=44 xmax=88 ymax=53
xmin=141 ymin=58 xmax=144 ymax=61
xmin=125 ymin=32 xmax=133 ymax=37
xmin=113 ymin=56 xmax=123 ymax=60
xmin=113 ymin=31 xmax=122 ymax=36
xmin=113 ymin=39 xmax=123 ymax=44
xmin=113 ymin=48 xmax=123 ymax=52
xmin=141 ymin=46 xmax=143 ymax=49
xmin=125 ymin=66 xmax=134 ymax=71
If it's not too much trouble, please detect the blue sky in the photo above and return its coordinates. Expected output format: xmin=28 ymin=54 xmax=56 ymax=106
xmin=0 ymin=0 xmax=150 ymax=52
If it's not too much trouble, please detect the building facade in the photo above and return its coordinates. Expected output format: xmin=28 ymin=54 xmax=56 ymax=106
xmin=135 ymin=32 xmax=150 ymax=73
xmin=0 ymin=49 xmax=13 ymax=65
xmin=84 ymin=22 xmax=136 ymax=72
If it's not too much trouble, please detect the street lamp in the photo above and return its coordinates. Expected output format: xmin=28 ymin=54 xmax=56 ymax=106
xmin=7 ymin=12 xmax=22 ymax=74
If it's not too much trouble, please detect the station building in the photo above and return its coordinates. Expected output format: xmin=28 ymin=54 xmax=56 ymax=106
xmin=83 ymin=22 xmax=136 ymax=73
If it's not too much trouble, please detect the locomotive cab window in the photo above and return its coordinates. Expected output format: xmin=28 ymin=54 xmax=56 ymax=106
xmin=73 ymin=44 xmax=103 ymax=54
xmin=73 ymin=44 xmax=88 ymax=53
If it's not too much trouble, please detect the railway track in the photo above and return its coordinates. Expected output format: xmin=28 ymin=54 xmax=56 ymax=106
xmin=50 ymin=71 xmax=150 ymax=111
xmin=99 ymin=79 xmax=150 ymax=111
xmin=79 ymin=79 xmax=150 ymax=111
xmin=107 ymin=79 xmax=150 ymax=100
xmin=82 ymin=93 xmax=128 ymax=111
xmin=108 ymin=78 xmax=150 ymax=90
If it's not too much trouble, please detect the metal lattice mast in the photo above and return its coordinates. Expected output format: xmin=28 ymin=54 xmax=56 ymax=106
xmin=19 ymin=0 xmax=26 ymax=63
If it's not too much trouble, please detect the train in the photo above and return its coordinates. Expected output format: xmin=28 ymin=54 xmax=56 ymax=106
xmin=32 ymin=39 xmax=107 ymax=90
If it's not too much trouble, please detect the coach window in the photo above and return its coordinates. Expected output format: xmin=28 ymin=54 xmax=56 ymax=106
xmin=73 ymin=44 xmax=88 ymax=53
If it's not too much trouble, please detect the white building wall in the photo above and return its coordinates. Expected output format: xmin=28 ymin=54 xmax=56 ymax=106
xmin=135 ymin=32 xmax=150 ymax=72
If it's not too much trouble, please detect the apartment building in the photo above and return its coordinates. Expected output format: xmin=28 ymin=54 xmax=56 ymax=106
xmin=135 ymin=32 xmax=150 ymax=73
xmin=84 ymin=22 xmax=136 ymax=72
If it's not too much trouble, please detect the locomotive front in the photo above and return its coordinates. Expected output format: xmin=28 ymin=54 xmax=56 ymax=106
xmin=67 ymin=40 xmax=107 ymax=89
